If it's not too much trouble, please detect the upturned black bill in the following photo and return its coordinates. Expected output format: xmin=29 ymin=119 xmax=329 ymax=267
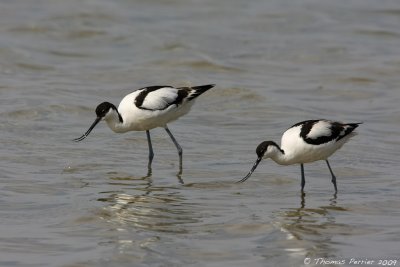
xmin=73 ymin=117 xmax=101 ymax=142
xmin=236 ymin=157 xmax=262 ymax=183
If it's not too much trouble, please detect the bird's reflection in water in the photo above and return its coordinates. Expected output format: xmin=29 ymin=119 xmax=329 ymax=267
xmin=277 ymin=192 xmax=349 ymax=260
xmin=97 ymin=173 xmax=199 ymax=234
xmin=145 ymin=166 xmax=184 ymax=184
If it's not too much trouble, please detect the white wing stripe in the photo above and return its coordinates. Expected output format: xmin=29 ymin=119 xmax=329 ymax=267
xmin=141 ymin=88 xmax=179 ymax=110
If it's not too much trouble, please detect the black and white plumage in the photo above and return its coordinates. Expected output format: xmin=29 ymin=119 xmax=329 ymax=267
xmin=237 ymin=119 xmax=361 ymax=192
xmin=74 ymin=84 xmax=215 ymax=172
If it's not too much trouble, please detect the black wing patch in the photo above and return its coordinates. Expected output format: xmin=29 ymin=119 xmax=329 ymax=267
xmin=135 ymin=86 xmax=171 ymax=109
xmin=337 ymin=123 xmax=361 ymax=141
xmin=292 ymin=120 xmax=360 ymax=145
xmin=134 ymin=86 xmax=189 ymax=111
xmin=183 ymin=84 xmax=215 ymax=101
xmin=300 ymin=121 xmax=341 ymax=145
xmin=171 ymin=89 xmax=189 ymax=106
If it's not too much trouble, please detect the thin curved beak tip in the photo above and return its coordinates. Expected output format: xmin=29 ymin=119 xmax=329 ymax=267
xmin=73 ymin=134 xmax=87 ymax=142
xmin=236 ymin=157 xmax=262 ymax=184
xmin=235 ymin=173 xmax=252 ymax=184
xmin=73 ymin=117 xmax=101 ymax=142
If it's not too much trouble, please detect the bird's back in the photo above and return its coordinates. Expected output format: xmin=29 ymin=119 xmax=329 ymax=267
xmin=116 ymin=85 xmax=214 ymax=131
xmin=280 ymin=120 xmax=361 ymax=163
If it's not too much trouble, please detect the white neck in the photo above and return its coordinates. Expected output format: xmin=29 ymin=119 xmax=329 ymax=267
xmin=104 ymin=109 xmax=126 ymax=133
xmin=267 ymin=146 xmax=293 ymax=166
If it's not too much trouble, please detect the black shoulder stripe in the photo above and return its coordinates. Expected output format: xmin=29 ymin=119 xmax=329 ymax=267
xmin=134 ymin=86 xmax=173 ymax=109
xmin=300 ymin=120 xmax=341 ymax=145
xmin=299 ymin=121 xmax=360 ymax=145
xmin=290 ymin=119 xmax=320 ymax=130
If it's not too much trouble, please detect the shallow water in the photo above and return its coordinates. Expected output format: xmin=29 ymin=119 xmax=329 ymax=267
xmin=1 ymin=0 xmax=400 ymax=266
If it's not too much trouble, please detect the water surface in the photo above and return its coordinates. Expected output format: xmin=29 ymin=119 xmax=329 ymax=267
xmin=1 ymin=0 xmax=400 ymax=266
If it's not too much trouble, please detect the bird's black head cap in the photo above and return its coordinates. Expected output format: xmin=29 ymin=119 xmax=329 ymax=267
xmin=256 ymin=141 xmax=282 ymax=158
xmin=95 ymin=102 xmax=117 ymax=118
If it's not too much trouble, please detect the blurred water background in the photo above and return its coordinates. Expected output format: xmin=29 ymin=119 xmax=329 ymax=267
xmin=1 ymin=0 xmax=400 ymax=266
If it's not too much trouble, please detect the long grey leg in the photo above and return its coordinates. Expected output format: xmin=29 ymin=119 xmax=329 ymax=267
xmin=165 ymin=125 xmax=183 ymax=172
xmin=326 ymin=160 xmax=337 ymax=192
xmin=300 ymin=164 xmax=305 ymax=192
xmin=146 ymin=130 xmax=154 ymax=173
